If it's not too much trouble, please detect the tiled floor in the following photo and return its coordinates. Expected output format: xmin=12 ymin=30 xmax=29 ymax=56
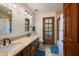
xmin=39 ymin=44 xmax=60 ymax=56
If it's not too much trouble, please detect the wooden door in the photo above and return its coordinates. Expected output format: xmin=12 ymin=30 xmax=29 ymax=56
xmin=43 ymin=17 xmax=54 ymax=45
xmin=64 ymin=3 xmax=79 ymax=56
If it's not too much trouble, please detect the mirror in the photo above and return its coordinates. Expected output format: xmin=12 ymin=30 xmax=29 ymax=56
xmin=0 ymin=4 xmax=12 ymax=36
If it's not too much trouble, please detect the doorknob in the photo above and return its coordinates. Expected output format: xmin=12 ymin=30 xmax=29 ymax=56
xmin=62 ymin=40 xmax=65 ymax=42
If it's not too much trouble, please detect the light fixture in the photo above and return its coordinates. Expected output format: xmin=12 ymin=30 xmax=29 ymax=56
xmin=13 ymin=4 xmax=16 ymax=8
xmin=27 ymin=14 xmax=30 ymax=17
xmin=25 ymin=11 xmax=28 ymax=15
xmin=8 ymin=11 xmax=11 ymax=14
xmin=35 ymin=9 xmax=39 ymax=12
xmin=30 ymin=15 xmax=32 ymax=18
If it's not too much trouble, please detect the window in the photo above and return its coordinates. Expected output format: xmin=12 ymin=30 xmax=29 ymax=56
xmin=25 ymin=19 xmax=29 ymax=31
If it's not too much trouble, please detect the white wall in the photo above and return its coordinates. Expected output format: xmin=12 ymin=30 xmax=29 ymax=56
xmin=35 ymin=12 xmax=57 ymax=44
xmin=57 ymin=13 xmax=63 ymax=56
xmin=0 ymin=4 xmax=34 ymax=39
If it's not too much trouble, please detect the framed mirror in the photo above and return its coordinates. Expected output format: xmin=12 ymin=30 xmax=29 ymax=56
xmin=0 ymin=4 xmax=12 ymax=35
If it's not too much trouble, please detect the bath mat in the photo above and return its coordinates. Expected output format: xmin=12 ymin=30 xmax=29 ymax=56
xmin=36 ymin=50 xmax=45 ymax=56
xmin=50 ymin=45 xmax=59 ymax=54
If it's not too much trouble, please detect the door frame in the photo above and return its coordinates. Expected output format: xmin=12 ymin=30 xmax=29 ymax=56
xmin=57 ymin=17 xmax=60 ymax=41
xmin=43 ymin=17 xmax=55 ymax=45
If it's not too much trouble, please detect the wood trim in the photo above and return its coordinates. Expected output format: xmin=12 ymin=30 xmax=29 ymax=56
xmin=57 ymin=17 xmax=60 ymax=41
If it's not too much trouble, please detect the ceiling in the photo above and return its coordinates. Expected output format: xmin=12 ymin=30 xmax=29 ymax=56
xmin=26 ymin=3 xmax=63 ymax=13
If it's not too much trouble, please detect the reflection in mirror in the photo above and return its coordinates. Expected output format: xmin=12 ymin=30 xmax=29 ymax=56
xmin=25 ymin=18 xmax=29 ymax=32
xmin=0 ymin=4 xmax=12 ymax=36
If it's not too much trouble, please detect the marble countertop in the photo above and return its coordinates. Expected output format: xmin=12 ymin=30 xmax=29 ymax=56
xmin=0 ymin=34 xmax=39 ymax=56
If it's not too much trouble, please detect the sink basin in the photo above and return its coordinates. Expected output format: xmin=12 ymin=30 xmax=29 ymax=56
xmin=0 ymin=43 xmax=22 ymax=52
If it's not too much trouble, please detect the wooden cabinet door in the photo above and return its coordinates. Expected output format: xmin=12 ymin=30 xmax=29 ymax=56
xmin=35 ymin=38 xmax=39 ymax=51
xmin=15 ymin=51 xmax=22 ymax=56
xmin=31 ymin=45 xmax=36 ymax=56
xmin=64 ymin=3 xmax=79 ymax=56
xmin=30 ymin=41 xmax=36 ymax=56
xmin=22 ymin=45 xmax=30 ymax=56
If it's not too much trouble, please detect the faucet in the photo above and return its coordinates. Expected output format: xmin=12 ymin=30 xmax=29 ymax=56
xmin=3 ymin=38 xmax=11 ymax=46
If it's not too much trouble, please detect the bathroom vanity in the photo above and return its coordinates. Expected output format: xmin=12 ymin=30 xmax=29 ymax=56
xmin=15 ymin=37 xmax=39 ymax=56
xmin=0 ymin=35 xmax=39 ymax=56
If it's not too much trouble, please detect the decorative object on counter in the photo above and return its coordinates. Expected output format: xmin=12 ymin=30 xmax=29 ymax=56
xmin=32 ymin=26 xmax=36 ymax=31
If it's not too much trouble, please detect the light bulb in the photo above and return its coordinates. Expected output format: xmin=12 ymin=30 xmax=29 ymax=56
xmin=13 ymin=4 xmax=16 ymax=8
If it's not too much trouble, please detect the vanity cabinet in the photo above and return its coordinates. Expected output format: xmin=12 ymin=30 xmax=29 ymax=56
xmin=15 ymin=37 xmax=39 ymax=56
xmin=15 ymin=45 xmax=30 ymax=56
xmin=15 ymin=50 xmax=23 ymax=56
xmin=35 ymin=38 xmax=39 ymax=52
xmin=30 ymin=44 xmax=36 ymax=56
xmin=30 ymin=39 xmax=39 ymax=56
xmin=15 ymin=53 xmax=21 ymax=56
xmin=22 ymin=45 xmax=31 ymax=56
